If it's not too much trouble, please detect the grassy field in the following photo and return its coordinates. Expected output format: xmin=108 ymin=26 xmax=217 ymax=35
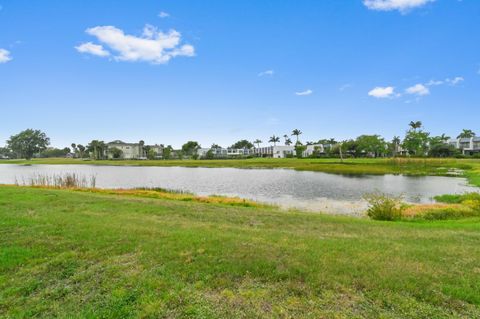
xmin=1 ymin=186 xmax=480 ymax=318
xmin=1 ymin=157 xmax=480 ymax=186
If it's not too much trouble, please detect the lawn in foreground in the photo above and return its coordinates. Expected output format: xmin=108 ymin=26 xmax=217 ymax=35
xmin=1 ymin=186 xmax=480 ymax=318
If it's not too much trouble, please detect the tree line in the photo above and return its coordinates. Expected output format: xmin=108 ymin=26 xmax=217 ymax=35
xmin=0 ymin=123 xmax=477 ymax=160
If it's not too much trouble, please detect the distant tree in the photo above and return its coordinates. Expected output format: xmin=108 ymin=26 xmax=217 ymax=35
xmin=269 ymin=135 xmax=280 ymax=147
xmin=205 ymin=149 xmax=215 ymax=159
xmin=71 ymin=143 xmax=77 ymax=156
xmin=291 ymin=129 xmax=302 ymax=144
xmin=392 ymin=136 xmax=401 ymax=157
xmin=139 ymin=140 xmax=145 ymax=157
xmin=77 ymin=144 xmax=86 ymax=158
xmin=0 ymin=146 xmax=14 ymax=158
xmin=457 ymin=129 xmax=476 ymax=139
xmin=181 ymin=141 xmax=200 ymax=156
xmin=211 ymin=144 xmax=222 ymax=149
xmin=7 ymin=129 xmax=50 ymax=160
xmin=409 ymin=121 xmax=422 ymax=132
xmin=285 ymin=138 xmax=293 ymax=146
xmin=108 ymin=147 xmax=123 ymax=159
xmin=231 ymin=140 xmax=254 ymax=149
xmin=40 ymin=147 xmax=71 ymax=158
xmin=356 ymin=135 xmax=387 ymax=157
xmin=147 ymin=148 xmax=156 ymax=160
xmin=294 ymin=143 xmax=307 ymax=158
xmin=429 ymin=135 xmax=455 ymax=157
xmin=163 ymin=145 xmax=173 ymax=160
xmin=403 ymin=130 xmax=430 ymax=156
xmin=86 ymin=140 xmax=106 ymax=160
xmin=253 ymin=139 xmax=262 ymax=148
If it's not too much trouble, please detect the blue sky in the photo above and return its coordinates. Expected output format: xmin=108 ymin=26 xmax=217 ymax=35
xmin=0 ymin=0 xmax=479 ymax=148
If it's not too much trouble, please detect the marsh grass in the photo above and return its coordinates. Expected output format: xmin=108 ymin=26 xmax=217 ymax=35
xmin=15 ymin=173 xmax=97 ymax=188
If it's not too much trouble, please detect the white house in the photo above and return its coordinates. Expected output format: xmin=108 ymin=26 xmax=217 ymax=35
xmin=254 ymin=144 xmax=327 ymax=158
xmin=106 ymin=141 xmax=163 ymax=159
xmin=448 ymin=137 xmax=480 ymax=155
xmin=197 ymin=147 xmax=254 ymax=158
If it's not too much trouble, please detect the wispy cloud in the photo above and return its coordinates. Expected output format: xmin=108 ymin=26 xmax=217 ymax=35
xmin=76 ymin=24 xmax=195 ymax=64
xmin=258 ymin=69 xmax=274 ymax=77
xmin=426 ymin=76 xmax=464 ymax=87
xmin=0 ymin=48 xmax=12 ymax=63
xmin=446 ymin=76 xmax=464 ymax=86
xmin=406 ymin=83 xmax=430 ymax=96
xmin=295 ymin=89 xmax=313 ymax=96
xmin=339 ymin=83 xmax=353 ymax=91
xmin=158 ymin=11 xmax=170 ymax=18
xmin=363 ymin=0 xmax=435 ymax=13
xmin=368 ymin=86 xmax=396 ymax=98
xmin=75 ymin=42 xmax=110 ymax=57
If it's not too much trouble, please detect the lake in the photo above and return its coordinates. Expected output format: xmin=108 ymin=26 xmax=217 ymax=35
xmin=0 ymin=164 xmax=477 ymax=215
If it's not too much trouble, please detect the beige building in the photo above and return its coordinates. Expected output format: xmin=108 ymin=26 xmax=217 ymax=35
xmin=106 ymin=141 xmax=163 ymax=159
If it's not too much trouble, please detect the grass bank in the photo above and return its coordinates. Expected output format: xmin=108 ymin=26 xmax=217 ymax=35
xmin=1 ymin=186 xmax=480 ymax=318
xmin=2 ymin=157 xmax=480 ymax=186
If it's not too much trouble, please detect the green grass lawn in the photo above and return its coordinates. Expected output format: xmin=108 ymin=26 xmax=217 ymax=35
xmin=2 ymin=157 xmax=480 ymax=186
xmin=1 ymin=186 xmax=480 ymax=318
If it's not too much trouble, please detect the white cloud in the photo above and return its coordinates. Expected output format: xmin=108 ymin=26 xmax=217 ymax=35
xmin=368 ymin=86 xmax=396 ymax=98
xmin=0 ymin=48 xmax=12 ymax=63
xmin=406 ymin=83 xmax=430 ymax=96
xmin=295 ymin=89 xmax=313 ymax=96
xmin=158 ymin=11 xmax=170 ymax=18
xmin=75 ymin=42 xmax=110 ymax=57
xmin=77 ymin=24 xmax=195 ymax=64
xmin=426 ymin=79 xmax=444 ymax=86
xmin=258 ymin=69 xmax=274 ymax=77
xmin=446 ymin=76 xmax=464 ymax=86
xmin=363 ymin=0 xmax=435 ymax=13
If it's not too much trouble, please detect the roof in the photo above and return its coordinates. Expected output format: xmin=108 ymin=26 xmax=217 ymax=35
xmin=107 ymin=140 xmax=139 ymax=146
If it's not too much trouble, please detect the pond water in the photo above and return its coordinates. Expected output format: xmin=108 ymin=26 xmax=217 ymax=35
xmin=0 ymin=164 xmax=477 ymax=216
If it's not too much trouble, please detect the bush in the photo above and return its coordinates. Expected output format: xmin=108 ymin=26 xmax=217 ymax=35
xmin=364 ymin=193 xmax=406 ymax=221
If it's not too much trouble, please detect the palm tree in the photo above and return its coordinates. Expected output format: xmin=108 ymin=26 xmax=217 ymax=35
xmin=457 ymin=129 xmax=476 ymax=139
xmin=87 ymin=140 xmax=106 ymax=160
xmin=409 ymin=121 xmax=422 ymax=131
xmin=253 ymin=139 xmax=262 ymax=148
xmin=440 ymin=133 xmax=450 ymax=142
xmin=139 ymin=140 xmax=145 ymax=157
xmin=285 ymin=138 xmax=293 ymax=146
xmin=291 ymin=129 xmax=302 ymax=144
xmin=269 ymin=135 xmax=280 ymax=147
xmin=71 ymin=143 xmax=77 ymax=157
xmin=77 ymin=144 xmax=85 ymax=158
xmin=328 ymin=138 xmax=337 ymax=145
xmin=392 ymin=136 xmax=401 ymax=156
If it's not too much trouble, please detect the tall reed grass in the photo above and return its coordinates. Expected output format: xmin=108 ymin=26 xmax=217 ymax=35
xmin=15 ymin=173 xmax=97 ymax=188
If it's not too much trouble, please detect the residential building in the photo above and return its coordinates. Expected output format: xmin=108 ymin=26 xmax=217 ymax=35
xmin=197 ymin=147 xmax=254 ymax=158
xmin=448 ymin=137 xmax=480 ymax=155
xmin=106 ymin=140 xmax=163 ymax=159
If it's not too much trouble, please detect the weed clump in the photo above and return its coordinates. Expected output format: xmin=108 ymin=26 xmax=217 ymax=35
xmin=364 ymin=193 xmax=406 ymax=221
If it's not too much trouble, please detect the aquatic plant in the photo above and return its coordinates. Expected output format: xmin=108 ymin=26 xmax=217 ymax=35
xmin=15 ymin=173 xmax=97 ymax=188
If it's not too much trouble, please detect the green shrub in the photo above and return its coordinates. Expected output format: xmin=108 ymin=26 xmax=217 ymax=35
xmin=435 ymin=193 xmax=480 ymax=204
xmin=364 ymin=193 xmax=406 ymax=221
